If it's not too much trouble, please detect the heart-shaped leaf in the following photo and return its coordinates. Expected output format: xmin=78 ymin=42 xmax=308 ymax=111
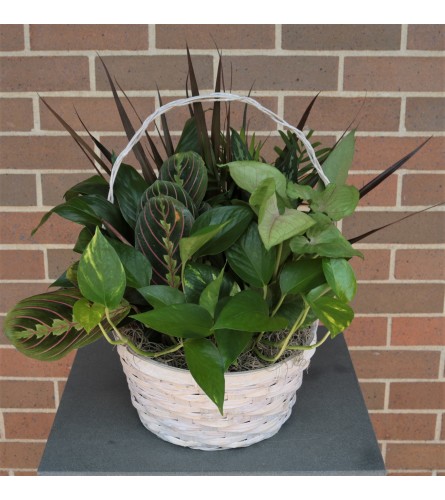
xmin=322 ymin=258 xmax=357 ymax=303
xmin=279 ymin=258 xmax=325 ymax=295
xmin=137 ymin=285 xmax=185 ymax=309
xmin=77 ymin=227 xmax=126 ymax=309
xmin=322 ymin=131 xmax=355 ymax=185
xmin=306 ymin=295 xmax=354 ymax=337
xmin=310 ymin=184 xmax=359 ymax=221
xmin=73 ymin=299 xmax=105 ymax=334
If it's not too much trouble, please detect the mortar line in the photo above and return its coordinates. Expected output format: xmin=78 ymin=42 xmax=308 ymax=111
xmin=275 ymin=25 xmax=282 ymax=50
xmin=31 ymin=95 xmax=41 ymax=131
xmin=368 ymin=409 xmax=444 ymax=415
xmin=42 ymin=247 xmax=49 ymax=281
xmin=337 ymin=54 xmax=344 ymax=91
xmin=0 ymin=412 xmax=5 ymax=440
xmin=0 ymin=409 xmax=58 ymax=414
xmin=395 ymin=171 xmax=404 ymax=207
xmin=53 ymin=381 xmax=60 ymax=409
xmin=388 ymin=248 xmax=397 ymax=280
xmin=401 ymin=25 xmax=409 ymax=51
xmin=23 ymin=25 xmax=30 ymax=51
xmin=387 ymin=316 xmax=393 ymax=347
xmin=434 ymin=412 xmax=442 ymax=441
xmin=1 ymin=48 xmax=443 ymax=57
xmin=35 ymin=172 xmax=43 ymax=207
xmin=88 ymin=55 xmax=96 ymax=92
xmin=148 ymin=24 xmax=155 ymax=52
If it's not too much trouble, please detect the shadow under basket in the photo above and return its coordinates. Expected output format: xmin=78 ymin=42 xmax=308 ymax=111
xmin=117 ymin=321 xmax=318 ymax=451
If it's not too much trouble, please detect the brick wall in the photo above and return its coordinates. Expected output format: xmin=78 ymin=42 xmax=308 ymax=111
xmin=0 ymin=24 xmax=443 ymax=475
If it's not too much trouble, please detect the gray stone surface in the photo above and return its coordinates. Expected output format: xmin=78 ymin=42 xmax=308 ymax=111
xmin=38 ymin=330 xmax=385 ymax=475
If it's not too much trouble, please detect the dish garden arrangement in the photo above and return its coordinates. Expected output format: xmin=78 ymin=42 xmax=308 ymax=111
xmin=4 ymin=52 xmax=431 ymax=450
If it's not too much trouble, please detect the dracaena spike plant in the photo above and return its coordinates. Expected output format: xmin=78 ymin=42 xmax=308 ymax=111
xmin=4 ymin=51 xmax=434 ymax=414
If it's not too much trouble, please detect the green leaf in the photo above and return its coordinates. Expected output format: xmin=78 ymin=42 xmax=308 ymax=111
xmin=230 ymin=128 xmax=251 ymax=161
xmin=131 ymin=303 xmax=213 ymax=339
xmin=322 ymin=258 xmax=357 ymax=303
xmin=179 ymin=223 xmax=227 ymax=264
xmin=286 ymin=183 xmax=314 ymax=201
xmin=73 ymin=227 xmax=93 ymax=254
xmin=226 ymin=222 xmax=276 ymax=287
xmin=113 ymin=163 xmax=149 ymax=229
xmin=175 ymin=116 xmax=202 ymax=155
xmin=183 ymin=263 xmax=238 ymax=304
xmin=249 ymin=177 xmax=277 ymax=211
xmin=184 ymin=338 xmax=225 ymax=414
xmin=107 ymin=238 xmax=152 ymax=289
xmin=214 ymin=290 xmax=288 ymax=333
xmin=290 ymin=217 xmax=363 ymax=259
xmin=226 ymin=160 xmax=288 ymax=199
xmin=258 ymin=192 xmax=315 ymax=250
xmin=199 ymin=268 xmax=225 ymax=317
xmin=77 ymin=227 xmax=126 ymax=309
xmin=310 ymin=184 xmax=359 ymax=221
xmin=276 ymin=295 xmax=317 ymax=329
xmin=279 ymin=258 xmax=324 ymax=295
xmin=64 ymin=175 xmax=109 ymax=201
xmin=214 ymin=329 xmax=253 ymax=371
xmin=49 ymin=270 xmax=76 ymax=289
xmin=73 ymin=299 xmax=105 ymax=334
xmin=306 ymin=295 xmax=354 ymax=337
xmin=190 ymin=205 xmax=253 ymax=256
xmin=137 ymin=285 xmax=185 ymax=308
xmin=322 ymin=131 xmax=355 ymax=185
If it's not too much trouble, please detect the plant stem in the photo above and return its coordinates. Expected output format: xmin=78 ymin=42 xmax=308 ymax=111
xmin=286 ymin=330 xmax=330 ymax=351
xmin=271 ymin=293 xmax=286 ymax=317
xmin=262 ymin=285 xmax=268 ymax=300
xmin=99 ymin=323 xmax=125 ymax=346
xmin=273 ymin=242 xmax=283 ymax=280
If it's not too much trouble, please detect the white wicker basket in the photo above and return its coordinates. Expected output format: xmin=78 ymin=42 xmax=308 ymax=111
xmin=109 ymin=93 xmax=328 ymax=450
xmin=117 ymin=321 xmax=318 ymax=450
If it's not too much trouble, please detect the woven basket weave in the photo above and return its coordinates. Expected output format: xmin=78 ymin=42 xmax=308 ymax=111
xmin=117 ymin=321 xmax=318 ymax=450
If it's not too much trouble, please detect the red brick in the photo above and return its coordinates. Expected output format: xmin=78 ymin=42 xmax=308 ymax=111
xmin=352 ymin=283 xmax=444 ymax=314
xmin=386 ymin=443 xmax=445 ymax=470
xmin=387 ymin=472 xmax=432 ymax=476
xmin=282 ymin=25 xmax=401 ymax=50
xmin=0 ymin=250 xmax=45 ymax=279
xmin=284 ymin=96 xmax=401 ymax=131
xmin=13 ymin=471 xmax=38 ymax=476
xmin=389 ymin=382 xmax=445 ymax=409
xmin=0 ymin=25 xmax=24 ymax=51
xmin=0 ymin=316 xmax=8 ymax=345
xmin=156 ymin=25 xmax=275 ymax=49
xmin=343 ymin=211 xmax=445 ymax=244
xmin=359 ymin=382 xmax=386 ymax=410
xmin=352 ymin=136 xmax=444 ymax=171
xmin=0 ymin=136 xmax=92 ymax=170
xmin=41 ymin=172 xmax=93 ymax=207
xmin=30 ymin=24 xmax=148 ymax=50
xmin=344 ymin=57 xmax=444 ymax=92
xmin=0 ymin=173 xmax=36 ymax=206
xmin=0 ymin=380 xmax=55 ymax=408
xmin=0 ymin=212 xmax=79 ymax=245
xmin=0 ymin=98 xmax=33 ymax=131
xmin=47 ymin=249 xmax=78 ymax=280
xmin=0 ymin=56 xmax=89 ymax=92
xmin=408 ymin=25 xmax=445 ymax=51
xmin=349 ymin=173 xmax=397 ymax=207
xmin=395 ymin=249 xmax=445 ymax=280
xmin=406 ymin=98 xmax=445 ymax=132
xmin=350 ymin=250 xmax=390 ymax=280
xmin=163 ymin=95 xmax=278 ymax=133
xmin=98 ymin=135 xmax=141 ymax=169
xmin=392 ymin=317 xmax=445 ymax=346
xmin=0 ymin=283 xmax=49 ymax=313
xmin=0 ymin=442 xmax=45 ymax=469
xmin=223 ymin=56 xmax=338 ymax=91
xmin=58 ymin=381 xmax=67 ymax=398
xmin=4 ymin=412 xmax=55 ymax=439
xmin=402 ymin=174 xmax=444 ymax=206
xmin=40 ymin=97 xmax=155 ymax=133
xmin=0 ymin=349 xmax=75 ymax=377
xmin=344 ymin=317 xmax=387 ymax=346
xmin=96 ymin=55 xmax=213 ymax=91
xmin=350 ymin=350 xmax=440 ymax=379
xmin=370 ymin=412 xmax=436 ymax=440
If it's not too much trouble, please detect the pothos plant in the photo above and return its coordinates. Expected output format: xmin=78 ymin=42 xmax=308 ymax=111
xmin=4 ymin=52 xmax=431 ymax=414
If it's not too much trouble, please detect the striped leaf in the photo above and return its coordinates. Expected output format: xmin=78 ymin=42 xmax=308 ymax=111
xmin=4 ymin=289 xmax=130 ymax=361
xmin=140 ymin=180 xmax=198 ymax=218
xmin=135 ymin=196 xmax=194 ymax=287
xmin=159 ymin=152 xmax=208 ymax=206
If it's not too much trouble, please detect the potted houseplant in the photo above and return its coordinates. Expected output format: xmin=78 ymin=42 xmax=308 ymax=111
xmin=4 ymin=52 xmax=432 ymax=450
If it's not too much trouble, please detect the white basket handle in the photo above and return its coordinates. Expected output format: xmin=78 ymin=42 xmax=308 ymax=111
xmin=107 ymin=92 xmax=330 ymax=203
